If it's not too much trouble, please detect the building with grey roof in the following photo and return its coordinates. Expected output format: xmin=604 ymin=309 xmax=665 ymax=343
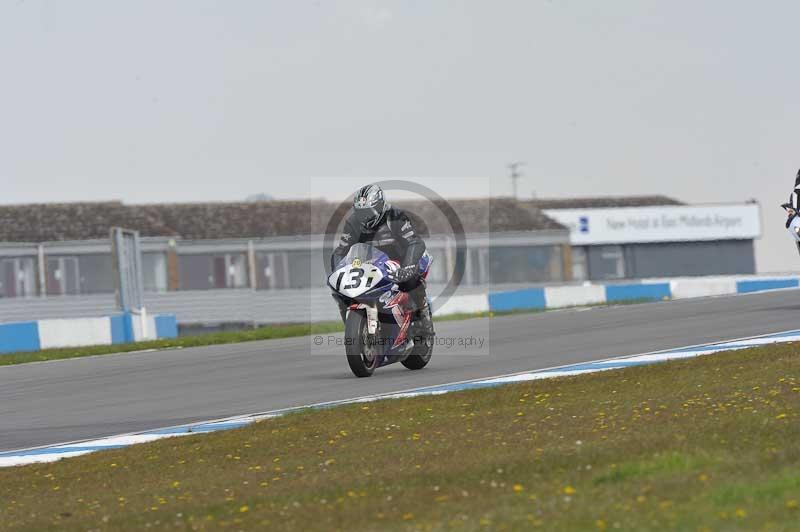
xmin=0 ymin=198 xmax=570 ymax=298
xmin=523 ymin=197 xmax=761 ymax=280
xmin=0 ymin=196 xmax=761 ymax=302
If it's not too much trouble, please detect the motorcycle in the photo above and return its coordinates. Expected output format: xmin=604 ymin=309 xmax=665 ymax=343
xmin=784 ymin=204 xmax=800 ymax=256
xmin=328 ymin=243 xmax=434 ymax=377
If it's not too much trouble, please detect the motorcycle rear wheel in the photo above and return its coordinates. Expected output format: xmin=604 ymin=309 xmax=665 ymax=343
xmin=345 ymin=310 xmax=380 ymax=377
xmin=401 ymin=334 xmax=433 ymax=370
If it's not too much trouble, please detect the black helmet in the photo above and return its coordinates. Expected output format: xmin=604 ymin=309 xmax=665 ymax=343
xmin=353 ymin=184 xmax=388 ymax=229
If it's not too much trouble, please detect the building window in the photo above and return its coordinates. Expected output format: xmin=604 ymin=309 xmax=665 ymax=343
xmin=143 ymin=252 xmax=168 ymax=292
xmin=46 ymin=257 xmax=80 ymax=295
xmin=77 ymin=255 xmax=115 ymax=294
xmin=255 ymin=252 xmax=295 ymax=290
xmin=0 ymin=257 xmax=37 ymax=298
xmin=255 ymin=253 xmax=271 ymax=290
xmin=179 ymin=253 xmax=249 ymax=290
xmin=488 ymin=246 xmax=562 ymax=284
xmin=44 ymin=255 xmax=115 ymax=295
xmin=571 ymin=247 xmax=588 ymax=281
xmin=464 ymin=248 xmax=490 ymax=286
xmin=425 ymin=250 xmax=449 ymax=284
xmin=285 ymin=250 xmax=326 ymax=289
xmin=588 ymin=245 xmax=626 ymax=280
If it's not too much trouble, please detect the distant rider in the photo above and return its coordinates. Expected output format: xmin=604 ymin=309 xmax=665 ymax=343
xmin=782 ymin=168 xmax=800 ymax=228
xmin=781 ymin=169 xmax=800 ymax=257
xmin=331 ymin=184 xmax=434 ymax=338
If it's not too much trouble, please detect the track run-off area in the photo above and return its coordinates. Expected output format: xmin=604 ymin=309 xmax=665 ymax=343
xmin=2 ymin=289 xmax=799 ymax=454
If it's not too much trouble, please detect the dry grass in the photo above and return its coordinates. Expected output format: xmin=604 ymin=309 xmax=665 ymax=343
xmin=2 ymin=343 xmax=800 ymax=530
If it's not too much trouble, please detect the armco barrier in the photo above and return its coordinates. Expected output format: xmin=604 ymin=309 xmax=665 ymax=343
xmin=0 ymin=321 xmax=40 ymax=353
xmin=433 ymin=276 xmax=800 ymax=317
xmin=605 ymin=283 xmax=671 ymax=303
xmin=431 ymin=294 xmax=489 ymax=316
xmin=3 ymin=276 xmax=800 ymax=352
xmin=38 ymin=317 xmax=111 ymax=349
xmin=544 ymin=285 xmax=606 ymax=308
xmin=488 ymin=288 xmax=546 ymax=312
xmin=0 ymin=313 xmax=178 ymax=355
xmin=668 ymin=278 xmax=738 ymax=299
xmin=736 ymin=279 xmax=800 ymax=293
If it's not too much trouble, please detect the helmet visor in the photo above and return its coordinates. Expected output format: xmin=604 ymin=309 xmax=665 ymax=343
xmin=354 ymin=205 xmax=380 ymax=227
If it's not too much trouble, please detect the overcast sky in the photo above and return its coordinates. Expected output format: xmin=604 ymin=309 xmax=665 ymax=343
xmin=1 ymin=0 xmax=798 ymax=271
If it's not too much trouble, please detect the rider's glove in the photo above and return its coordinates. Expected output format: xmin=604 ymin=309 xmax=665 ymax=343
xmin=390 ymin=264 xmax=419 ymax=284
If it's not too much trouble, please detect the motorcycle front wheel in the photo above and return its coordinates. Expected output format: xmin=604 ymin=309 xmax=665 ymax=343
xmin=345 ymin=310 xmax=380 ymax=377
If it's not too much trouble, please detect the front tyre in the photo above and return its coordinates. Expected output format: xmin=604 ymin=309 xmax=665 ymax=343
xmin=345 ymin=310 xmax=379 ymax=377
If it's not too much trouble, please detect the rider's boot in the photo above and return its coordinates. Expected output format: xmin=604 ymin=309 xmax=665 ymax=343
xmin=415 ymin=300 xmax=435 ymax=337
xmin=408 ymin=286 xmax=435 ymax=338
xmin=399 ymin=336 xmax=416 ymax=356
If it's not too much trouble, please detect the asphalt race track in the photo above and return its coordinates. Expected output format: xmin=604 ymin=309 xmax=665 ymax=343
xmin=2 ymin=289 xmax=799 ymax=452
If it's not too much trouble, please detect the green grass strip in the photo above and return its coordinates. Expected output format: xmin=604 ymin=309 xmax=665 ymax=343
xmin=2 ymin=342 xmax=800 ymax=530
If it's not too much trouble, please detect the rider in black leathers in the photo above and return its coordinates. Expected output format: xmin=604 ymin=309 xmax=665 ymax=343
xmin=782 ymin=169 xmax=800 ymax=256
xmin=331 ymin=184 xmax=434 ymax=337
xmin=782 ymin=169 xmax=800 ymax=226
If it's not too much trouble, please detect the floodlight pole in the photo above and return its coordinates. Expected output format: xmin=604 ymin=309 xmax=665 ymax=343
xmin=508 ymin=161 xmax=525 ymax=199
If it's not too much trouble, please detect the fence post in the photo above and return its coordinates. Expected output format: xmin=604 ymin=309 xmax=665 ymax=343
xmin=248 ymin=240 xmax=257 ymax=290
xmin=167 ymin=239 xmax=180 ymax=291
xmin=111 ymin=227 xmax=146 ymax=341
xmin=37 ymin=244 xmax=46 ymax=297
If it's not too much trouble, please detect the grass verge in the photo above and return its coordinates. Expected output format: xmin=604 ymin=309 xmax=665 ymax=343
xmin=0 ymin=298 xmax=657 ymax=367
xmin=2 ymin=342 xmax=799 ymax=530
xmin=0 ymin=322 xmax=344 ymax=367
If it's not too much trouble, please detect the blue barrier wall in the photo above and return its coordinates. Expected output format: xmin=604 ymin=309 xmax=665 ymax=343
xmin=110 ymin=315 xmax=128 ymax=344
xmin=605 ymin=283 xmax=671 ymax=303
xmin=155 ymin=315 xmax=178 ymax=339
xmin=736 ymin=279 xmax=800 ymax=294
xmin=0 ymin=314 xmax=178 ymax=355
xmin=478 ymin=277 xmax=800 ymax=314
xmin=0 ymin=321 xmax=40 ymax=354
xmin=488 ymin=288 xmax=546 ymax=312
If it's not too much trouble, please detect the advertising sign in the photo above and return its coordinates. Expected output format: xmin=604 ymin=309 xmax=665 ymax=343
xmin=543 ymin=204 xmax=761 ymax=245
